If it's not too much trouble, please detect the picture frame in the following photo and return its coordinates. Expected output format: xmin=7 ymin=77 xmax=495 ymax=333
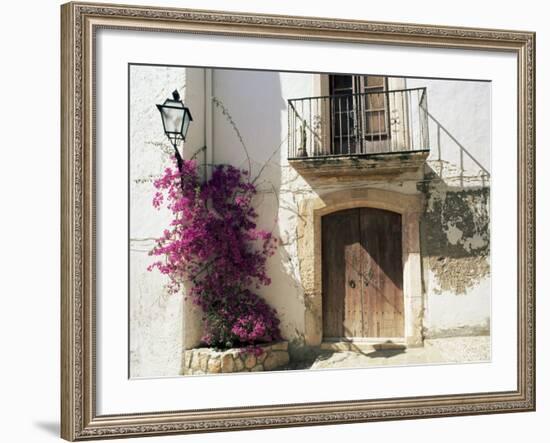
xmin=60 ymin=1 xmax=536 ymax=440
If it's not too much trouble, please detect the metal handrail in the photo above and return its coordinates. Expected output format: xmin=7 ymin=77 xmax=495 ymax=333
xmin=288 ymin=87 xmax=428 ymax=103
xmin=288 ymin=87 xmax=429 ymax=159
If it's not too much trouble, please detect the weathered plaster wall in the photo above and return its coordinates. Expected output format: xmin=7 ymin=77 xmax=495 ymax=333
xmin=210 ymin=73 xmax=491 ymax=347
xmin=407 ymin=78 xmax=491 ymax=181
xmin=130 ymin=67 xmax=491 ymax=377
xmin=210 ymin=70 xmax=316 ymax=352
xmin=420 ymin=182 xmax=491 ymax=338
xmin=129 ymin=65 xmax=206 ymax=377
xmin=407 ymin=78 xmax=491 ymax=338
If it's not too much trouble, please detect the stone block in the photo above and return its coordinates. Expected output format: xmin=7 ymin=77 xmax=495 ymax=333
xmin=271 ymin=342 xmax=288 ymax=351
xmin=320 ymin=342 xmax=350 ymax=352
xmin=256 ymin=352 xmax=267 ymax=364
xmin=234 ymin=356 xmax=244 ymax=372
xmin=189 ymin=351 xmax=201 ymax=371
xmin=198 ymin=351 xmax=209 ymax=372
xmin=221 ymin=353 xmax=235 ymax=373
xmin=208 ymin=357 xmax=221 ymax=373
xmin=183 ymin=351 xmax=193 ymax=369
xmin=264 ymin=350 xmax=290 ymax=371
xmin=244 ymin=353 xmax=257 ymax=369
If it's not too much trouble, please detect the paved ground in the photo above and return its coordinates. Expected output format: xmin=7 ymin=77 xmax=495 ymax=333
xmin=288 ymin=336 xmax=490 ymax=371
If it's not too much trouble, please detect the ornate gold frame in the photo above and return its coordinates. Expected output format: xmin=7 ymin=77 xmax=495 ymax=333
xmin=61 ymin=2 xmax=536 ymax=440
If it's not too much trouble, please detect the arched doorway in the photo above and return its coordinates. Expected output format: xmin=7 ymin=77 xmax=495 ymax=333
xmin=322 ymin=207 xmax=404 ymax=341
xmin=296 ymin=188 xmax=423 ymax=347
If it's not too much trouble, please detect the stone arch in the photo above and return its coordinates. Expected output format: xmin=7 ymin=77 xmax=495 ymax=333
xmin=296 ymin=188 xmax=424 ymax=347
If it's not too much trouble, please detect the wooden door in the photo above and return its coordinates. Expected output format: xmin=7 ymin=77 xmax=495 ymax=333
xmin=322 ymin=208 xmax=404 ymax=340
xmin=356 ymin=76 xmax=389 ymax=139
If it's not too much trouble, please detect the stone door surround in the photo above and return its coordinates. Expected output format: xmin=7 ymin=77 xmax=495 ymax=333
xmin=296 ymin=188 xmax=424 ymax=347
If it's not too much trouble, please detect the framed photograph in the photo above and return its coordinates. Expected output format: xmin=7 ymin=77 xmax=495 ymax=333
xmin=61 ymin=1 xmax=535 ymax=440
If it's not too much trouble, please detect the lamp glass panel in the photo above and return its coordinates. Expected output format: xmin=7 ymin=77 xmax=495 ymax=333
xmin=182 ymin=115 xmax=191 ymax=140
xmin=161 ymin=106 xmax=184 ymax=134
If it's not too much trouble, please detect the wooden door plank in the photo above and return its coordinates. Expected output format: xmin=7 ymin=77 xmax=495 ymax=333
xmin=323 ymin=207 xmax=404 ymax=341
xmin=343 ymin=219 xmax=363 ymax=338
xmin=322 ymin=208 xmax=361 ymax=339
xmin=360 ymin=208 xmax=404 ymax=338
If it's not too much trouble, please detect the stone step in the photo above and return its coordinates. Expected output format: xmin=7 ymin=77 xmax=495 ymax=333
xmin=320 ymin=340 xmax=407 ymax=353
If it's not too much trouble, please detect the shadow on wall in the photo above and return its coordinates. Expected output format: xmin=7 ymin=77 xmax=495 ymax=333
xmin=180 ymin=68 xmax=208 ymax=350
xmin=426 ymin=109 xmax=490 ymax=188
xmin=418 ymin=112 xmax=491 ymax=295
xmin=182 ymin=68 xmax=208 ymax=167
xmin=210 ymin=70 xmax=305 ymax=347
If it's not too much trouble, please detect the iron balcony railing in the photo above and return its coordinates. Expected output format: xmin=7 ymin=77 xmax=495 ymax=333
xmin=288 ymin=87 xmax=429 ymax=159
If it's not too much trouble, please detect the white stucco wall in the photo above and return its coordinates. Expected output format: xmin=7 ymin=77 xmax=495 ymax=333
xmin=129 ymin=65 xmax=206 ymax=377
xmin=407 ymin=77 xmax=491 ymax=338
xmin=130 ymin=66 xmax=491 ymax=377
xmin=407 ymin=77 xmax=491 ymax=182
xmin=210 ymin=69 xmax=316 ymax=343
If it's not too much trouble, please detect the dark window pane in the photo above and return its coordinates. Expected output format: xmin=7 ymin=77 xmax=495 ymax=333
xmin=331 ymin=75 xmax=353 ymax=94
xmin=334 ymin=113 xmax=352 ymax=136
xmin=329 ymin=74 xmax=389 ymax=152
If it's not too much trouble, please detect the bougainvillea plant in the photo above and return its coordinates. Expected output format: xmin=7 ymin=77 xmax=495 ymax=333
xmin=148 ymin=158 xmax=281 ymax=350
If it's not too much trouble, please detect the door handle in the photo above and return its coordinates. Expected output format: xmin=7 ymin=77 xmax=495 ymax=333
xmin=348 ymin=279 xmax=356 ymax=289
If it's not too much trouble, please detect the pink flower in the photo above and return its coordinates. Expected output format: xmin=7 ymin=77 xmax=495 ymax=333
xmin=148 ymin=158 xmax=281 ymax=349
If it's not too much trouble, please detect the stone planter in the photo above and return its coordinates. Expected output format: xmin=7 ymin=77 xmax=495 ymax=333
xmin=182 ymin=341 xmax=289 ymax=375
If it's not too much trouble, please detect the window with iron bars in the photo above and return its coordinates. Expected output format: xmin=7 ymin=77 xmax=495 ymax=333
xmin=329 ymin=75 xmax=391 ymax=155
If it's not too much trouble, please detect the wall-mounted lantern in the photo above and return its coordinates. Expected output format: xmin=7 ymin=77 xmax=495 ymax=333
xmin=156 ymin=89 xmax=193 ymax=174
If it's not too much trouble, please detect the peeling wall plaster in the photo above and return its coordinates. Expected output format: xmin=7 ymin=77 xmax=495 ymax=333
xmin=419 ymin=180 xmax=491 ymax=296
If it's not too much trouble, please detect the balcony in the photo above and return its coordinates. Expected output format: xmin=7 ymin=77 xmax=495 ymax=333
xmin=287 ymin=87 xmax=430 ymax=179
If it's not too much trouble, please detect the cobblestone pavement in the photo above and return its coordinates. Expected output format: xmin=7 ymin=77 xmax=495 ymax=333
xmin=299 ymin=336 xmax=491 ymax=370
